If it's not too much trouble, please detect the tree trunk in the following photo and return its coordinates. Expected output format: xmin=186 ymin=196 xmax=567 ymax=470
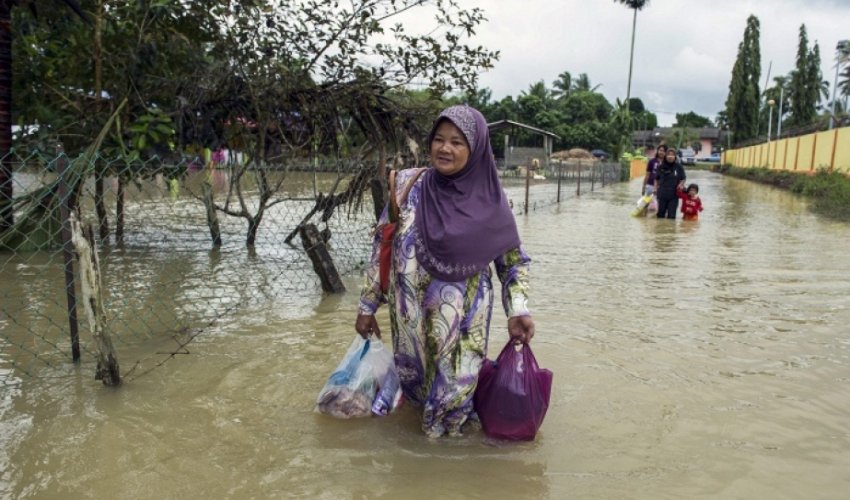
xmin=0 ymin=2 xmax=14 ymax=232
xmin=69 ymin=215 xmax=121 ymax=386
xmin=625 ymin=8 xmax=637 ymax=107
xmin=202 ymin=181 xmax=221 ymax=247
xmin=369 ymin=176 xmax=387 ymax=222
xmin=246 ymin=215 xmax=260 ymax=247
xmin=300 ymin=223 xmax=344 ymax=294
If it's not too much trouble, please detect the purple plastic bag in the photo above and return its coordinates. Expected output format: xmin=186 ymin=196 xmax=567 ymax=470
xmin=473 ymin=341 xmax=553 ymax=441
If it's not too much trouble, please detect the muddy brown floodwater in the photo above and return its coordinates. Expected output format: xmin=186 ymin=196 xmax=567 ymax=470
xmin=2 ymin=171 xmax=849 ymax=498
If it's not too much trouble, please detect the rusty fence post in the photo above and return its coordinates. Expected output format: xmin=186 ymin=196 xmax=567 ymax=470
xmin=57 ymin=154 xmax=81 ymax=362
xmin=556 ymin=162 xmax=562 ymax=203
xmin=524 ymin=158 xmax=531 ymax=214
xmin=576 ymin=161 xmax=582 ymax=196
xmin=590 ymin=162 xmax=595 ymax=192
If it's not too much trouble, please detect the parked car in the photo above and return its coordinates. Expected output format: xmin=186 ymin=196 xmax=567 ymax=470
xmin=591 ymin=149 xmax=610 ymax=160
xmin=697 ymin=153 xmax=721 ymax=163
xmin=678 ymin=148 xmax=696 ymax=165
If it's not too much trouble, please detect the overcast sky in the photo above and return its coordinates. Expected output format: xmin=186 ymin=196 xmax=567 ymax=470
xmin=401 ymin=0 xmax=850 ymax=126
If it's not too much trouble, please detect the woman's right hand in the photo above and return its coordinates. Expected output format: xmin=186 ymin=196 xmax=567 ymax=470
xmin=355 ymin=314 xmax=381 ymax=339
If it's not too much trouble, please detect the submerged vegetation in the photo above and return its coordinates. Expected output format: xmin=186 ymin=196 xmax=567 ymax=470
xmin=713 ymin=165 xmax=850 ymax=221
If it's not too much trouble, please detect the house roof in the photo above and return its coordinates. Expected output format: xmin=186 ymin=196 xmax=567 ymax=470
xmin=487 ymin=119 xmax=560 ymax=140
xmin=633 ymin=127 xmax=724 ymax=142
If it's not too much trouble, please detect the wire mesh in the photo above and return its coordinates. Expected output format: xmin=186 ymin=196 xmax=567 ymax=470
xmin=0 ymin=150 xmax=625 ymax=387
xmin=500 ymin=161 xmax=625 ymax=215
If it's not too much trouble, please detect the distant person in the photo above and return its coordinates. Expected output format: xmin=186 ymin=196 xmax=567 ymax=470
xmin=643 ymin=145 xmax=666 ymax=197
xmin=654 ymin=149 xmax=686 ymax=219
xmin=677 ymin=183 xmax=703 ymax=221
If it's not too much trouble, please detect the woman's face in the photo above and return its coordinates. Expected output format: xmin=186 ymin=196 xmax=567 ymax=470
xmin=665 ymin=150 xmax=677 ymax=163
xmin=431 ymin=120 xmax=470 ymax=176
xmin=656 ymin=147 xmax=667 ymax=159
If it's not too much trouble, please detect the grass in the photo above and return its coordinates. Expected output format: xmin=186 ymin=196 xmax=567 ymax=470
xmin=711 ymin=165 xmax=850 ymax=222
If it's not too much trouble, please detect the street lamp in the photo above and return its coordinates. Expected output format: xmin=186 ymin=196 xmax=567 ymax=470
xmin=767 ymin=99 xmax=776 ymax=142
xmin=830 ymin=40 xmax=850 ymax=130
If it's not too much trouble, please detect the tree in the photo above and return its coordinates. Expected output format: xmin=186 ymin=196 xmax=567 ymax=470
xmin=789 ymin=24 xmax=823 ymax=127
xmin=491 ymin=95 xmax=518 ymax=121
xmin=724 ymin=15 xmax=761 ymax=143
xmin=627 ymin=98 xmax=657 ymax=130
xmin=673 ymin=111 xmax=713 ymax=128
xmin=615 ymin=0 xmax=650 ymax=110
xmin=765 ymin=76 xmax=791 ymax=115
xmin=516 ymin=80 xmax=552 ymax=124
xmin=572 ymin=73 xmax=600 ymax=93
xmin=551 ymin=71 xmax=572 ymax=100
xmin=557 ymin=90 xmax=613 ymax=151
xmin=11 ymin=0 xmax=499 ymax=248
xmin=1 ymin=0 xmax=87 ymax=232
xmin=839 ymin=42 xmax=850 ymax=100
xmin=807 ymin=43 xmax=829 ymax=110
xmin=715 ymin=110 xmax=729 ymax=129
xmin=195 ymin=0 xmax=498 ymax=247
xmin=631 ymin=110 xmax=657 ymax=131
xmin=13 ymin=1 xmax=221 ymax=241
xmin=627 ymin=98 xmax=646 ymax=114
xmin=665 ymin=126 xmax=699 ymax=152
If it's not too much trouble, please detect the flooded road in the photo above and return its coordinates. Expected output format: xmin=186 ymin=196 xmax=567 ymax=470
xmin=2 ymin=170 xmax=850 ymax=498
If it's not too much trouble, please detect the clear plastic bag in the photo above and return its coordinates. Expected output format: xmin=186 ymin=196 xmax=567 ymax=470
xmin=316 ymin=336 xmax=399 ymax=418
xmin=473 ymin=341 xmax=553 ymax=441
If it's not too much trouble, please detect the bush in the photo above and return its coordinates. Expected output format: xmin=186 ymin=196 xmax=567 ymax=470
xmin=719 ymin=166 xmax=850 ymax=221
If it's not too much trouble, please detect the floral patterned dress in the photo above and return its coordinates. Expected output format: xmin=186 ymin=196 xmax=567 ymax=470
xmin=359 ymin=168 xmax=531 ymax=437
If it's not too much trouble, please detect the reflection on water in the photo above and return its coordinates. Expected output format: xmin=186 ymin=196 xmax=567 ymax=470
xmin=2 ymin=171 xmax=850 ymax=498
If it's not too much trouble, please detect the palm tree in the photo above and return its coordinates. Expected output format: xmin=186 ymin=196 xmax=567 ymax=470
xmin=765 ymin=75 xmax=790 ymax=121
xmin=572 ymin=73 xmax=602 ymax=93
xmin=552 ymin=71 xmax=573 ymax=100
xmin=841 ymin=64 xmax=850 ymax=99
xmin=839 ymin=44 xmax=850 ymax=100
xmin=615 ymin=0 xmax=650 ymax=109
xmin=0 ymin=0 xmax=87 ymax=231
xmin=522 ymin=80 xmax=550 ymax=101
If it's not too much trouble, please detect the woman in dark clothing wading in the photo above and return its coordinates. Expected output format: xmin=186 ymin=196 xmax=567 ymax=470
xmin=654 ymin=148 xmax=686 ymax=219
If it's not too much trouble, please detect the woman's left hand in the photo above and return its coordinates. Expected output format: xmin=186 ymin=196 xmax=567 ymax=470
xmin=508 ymin=315 xmax=535 ymax=344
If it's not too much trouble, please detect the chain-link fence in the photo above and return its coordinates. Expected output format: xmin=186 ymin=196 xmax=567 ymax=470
xmin=500 ymin=161 xmax=624 ymax=215
xmin=0 ymin=150 xmax=625 ymax=387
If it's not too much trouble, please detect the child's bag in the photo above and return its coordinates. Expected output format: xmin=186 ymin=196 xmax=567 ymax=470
xmin=316 ymin=336 xmax=398 ymax=418
xmin=473 ymin=341 xmax=553 ymax=441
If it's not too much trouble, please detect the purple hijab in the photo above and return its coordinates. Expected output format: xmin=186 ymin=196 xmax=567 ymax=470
xmin=414 ymin=105 xmax=521 ymax=282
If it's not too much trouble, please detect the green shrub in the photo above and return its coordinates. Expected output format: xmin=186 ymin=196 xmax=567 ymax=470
xmin=720 ymin=167 xmax=850 ymax=222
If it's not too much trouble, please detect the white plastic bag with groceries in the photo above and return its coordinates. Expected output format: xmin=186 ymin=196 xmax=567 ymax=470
xmin=316 ymin=336 xmax=403 ymax=418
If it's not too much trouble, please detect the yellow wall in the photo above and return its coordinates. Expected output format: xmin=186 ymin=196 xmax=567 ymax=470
xmin=773 ymin=139 xmax=786 ymax=170
xmin=813 ymin=130 xmax=836 ymax=171
xmin=835 ymin=128 xmax=850 ymax=173
xmin=630 ymin=159 xmax=647 ymax=180
xmin=724 ymin=125 xmax=850 ymax=174
xmin=785 ymin=138 xmax=798 ymax=170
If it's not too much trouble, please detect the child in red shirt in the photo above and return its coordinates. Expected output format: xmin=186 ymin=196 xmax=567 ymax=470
xmin=676 ymin=183 xmax=703 ymax=220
